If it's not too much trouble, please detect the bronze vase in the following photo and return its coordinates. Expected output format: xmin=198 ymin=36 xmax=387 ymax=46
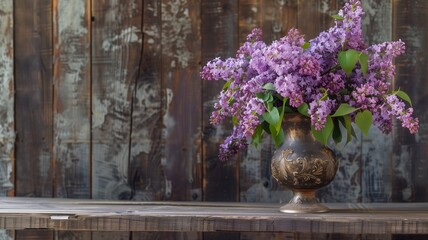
xmin=271 ymin=114 xmax=339 ymax=213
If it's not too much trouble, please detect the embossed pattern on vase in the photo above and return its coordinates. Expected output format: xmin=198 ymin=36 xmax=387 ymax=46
xmin=271 ymin=114 xmax=338 ymax=190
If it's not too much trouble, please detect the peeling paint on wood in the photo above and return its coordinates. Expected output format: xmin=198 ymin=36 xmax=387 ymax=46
xmin=0 ymin=0 xmax=14 ymax=197
xmin=362 ymin=129 xmax=392 ymax=202
xmin=163 ymin=0 xmax=202 ymax=203
xmin=161 ymin=0 xmax=193 ymax=68
xmin=362 ymin=0 xmax=392 ymax=44
xmin=320 ymin=136 xmax=362 ymax=203
xmin=0 ymin=230 xmax=13 ymax=240
xmin=91 ymin=0 xmax=142 ymax=201
xmin=54 ymin=0 xmax=91 ymax=198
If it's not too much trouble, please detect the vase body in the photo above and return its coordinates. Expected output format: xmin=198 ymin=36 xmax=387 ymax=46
xmin=271 ymin=114 xmax=339 ymax=213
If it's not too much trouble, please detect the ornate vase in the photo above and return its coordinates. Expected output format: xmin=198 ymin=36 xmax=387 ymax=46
xmin=271 ymin=114 xmax=339 ymax=213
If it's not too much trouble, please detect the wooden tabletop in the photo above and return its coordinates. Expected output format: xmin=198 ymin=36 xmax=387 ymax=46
xmin=0 ymin=197 xmax=427 ymax=234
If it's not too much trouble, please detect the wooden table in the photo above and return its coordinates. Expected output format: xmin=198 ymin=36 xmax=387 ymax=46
xmin=0 ymin=197 xmax=427 ymax=234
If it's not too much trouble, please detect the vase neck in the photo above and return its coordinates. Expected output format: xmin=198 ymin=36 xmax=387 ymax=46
xmin=282 ymin=114 xmax=313 ymax=141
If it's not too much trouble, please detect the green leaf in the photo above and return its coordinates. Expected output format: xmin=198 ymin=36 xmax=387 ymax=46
xmin=332 ymin=118 xmax=342 ymax=144
xmin=252 ymin=125 xmax=264 ymax=148
xmin=265 ymin=92 xmax=274 ymax=102
xmin=331 ymin=103 xmax=359 ymax=117
xmin=338 ymin=115 xmax=353 ymax=144
xmin=222 ymin=80 xmax=232 ymax=90
xmin=311 ymin=116 xmax=334 ymax=145
xmin=259 ymin=92 xmax=274 ymax=110
xmin=355 ymin=110 xmax=372 ymax=137
xmin=272 ymin=127 xmax=285 ymax=147
xmin=338 ymin=49 xmax=360 ymax=77
xmin=275 ymin=98 xmax=287 ymax=132
xmin=232 ymin=116 xmax=238 ymax=126
xmin=263 ymin=83 xmax=276 ymax=91
xmin=395 ymin=90 xmax=413 ymax=106
xmin=319 ymin=88 xmax=328 ymax=101
xmin=269 ymin=122 xmax=278 ymax=137
xmin=359 ymin=53 xmax=369 ymax=76
xmin=263 ymin=107 xmax=280 ymax=127
xmin=302 ymin=42 xmax=310 ymax=50
xmin=331 ymin=14 xmax=344 ymax=20
xmin=261 ymin=120 xmax=271 ymax=134
xmin=297 ymin=103 xmax=310 ymax=117
xmin=256 ymin=92 xmax=265 ymax=100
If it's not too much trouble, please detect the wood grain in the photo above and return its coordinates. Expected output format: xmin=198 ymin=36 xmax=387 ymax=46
xmin=14 ymin=0 xmax=53 ymax=199
xmin=391 ymin=0 xmax=427 ymax=203
xmin=91 ymin=0 xmax=143 ymax=201
xmin=0 ymin=0 xmax=14 ymax=197
xmin=53 ymin=0 xmax=91 ymax=199
xmin=0 ymin=198 xmax=428 ymax=234
xmin=128 ymin=0 xmax=164 ymax=202
xmin=161 ymin=0 xmax=202 ymax=202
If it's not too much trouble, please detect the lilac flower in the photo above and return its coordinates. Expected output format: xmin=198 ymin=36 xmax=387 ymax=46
xmin=219 ymin=130 xmax=248 ymax=161
xmin=386 ymin=95 xmax=419 ymax=134
xmin=308 ymin=99 xmax=336 ymax=130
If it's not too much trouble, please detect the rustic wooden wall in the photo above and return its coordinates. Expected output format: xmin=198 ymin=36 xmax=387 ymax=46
xmin=0 ymin=0 xmax=427 ymax=239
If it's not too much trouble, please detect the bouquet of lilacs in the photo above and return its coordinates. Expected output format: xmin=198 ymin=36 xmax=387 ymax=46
xmin=201 ymin=0 xmax=419 ymax=161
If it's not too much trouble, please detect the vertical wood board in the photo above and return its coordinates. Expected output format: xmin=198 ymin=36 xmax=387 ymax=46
xmin=162 ymin=0 xmax=202 ymax=201
xmin=91 ymin=0 xmax=142 ymax=201
xmin=0 ymin=0 xmax=14 ymax=197
xmin=128 ymin=0 xmax=164 ymax=202
xmin=53 ymin=0 xmax=91 ymax=199
xmin=392 ymin=0 xmax=428 ymax=202
xmin=14 ymin=0 xmax=54 ymax=198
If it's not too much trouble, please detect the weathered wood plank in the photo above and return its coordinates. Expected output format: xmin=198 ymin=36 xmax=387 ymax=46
xmin=91 ymin=232 xmax=129 ymax=240
xmin=16 ymin=230 xmax=53 ymax=240
xmin=133 ymin=232 xmax=199 ymax=240
xmin=161 ymin=0 xmax=202 ymax=202
xmin=261 ymin=0 xmax=297 ymax=41
xmin=56 ymin=231 xmax=91 ymax=240
xmin=1 ymin=198 xmax=428 ymax=234
xmin=128 ymin=0 xmax=164 ymax=202
xmin=91 ymin=0 xmax=143 ymax=201
xmin=0 ymin=0 xmax=14 ymax=197
xmin=392 ymin=0 xmax=428 ymax=202
xmin=15 ymin=0 xmax=53 ymax=198
xmin=53 ymin=0 xmax=91 ymax=199
xmin=0 ymin=230 xmax=13 ymax=240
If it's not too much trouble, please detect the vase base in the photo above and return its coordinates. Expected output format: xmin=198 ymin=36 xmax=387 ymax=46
xmin=279 ymin=190 xmax=329 ymax=213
